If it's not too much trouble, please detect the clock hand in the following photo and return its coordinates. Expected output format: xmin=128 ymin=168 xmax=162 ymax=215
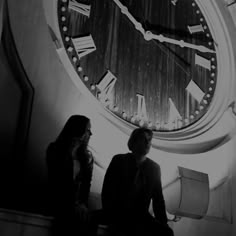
xmin=144 ymin=31 xmax=215 ymax=54
xmin=113 ymin=0 xmax=190 ymax=73
xmin=113 ymin=1 xmax=191 ymax=74
xmin=112 ymin=1 xmax=214 ymax=54
xmin=112 ymin=0 xmax=145 ymax=36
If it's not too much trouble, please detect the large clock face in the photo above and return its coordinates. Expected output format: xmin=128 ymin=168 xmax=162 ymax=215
xmin=57 ymin=0 xmax=217 ymax=132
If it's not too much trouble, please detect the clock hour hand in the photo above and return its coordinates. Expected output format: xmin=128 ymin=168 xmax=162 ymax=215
xmin=112 ymin=0 xmax=145 ymax=36
xmin=144 ymin=31 xmax=215 ymax=54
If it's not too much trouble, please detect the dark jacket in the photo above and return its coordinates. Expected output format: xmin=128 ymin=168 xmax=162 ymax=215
xmin=46 ymin=142 xmax=93 ymax=218
xmin=102 ymin=153 xmax=168 ymax=225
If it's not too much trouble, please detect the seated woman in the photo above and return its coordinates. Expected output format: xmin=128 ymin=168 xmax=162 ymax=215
xmin=46 ymin=115 xmax=95 ymax=236
xmin=101 ymin=127 xmax=174 ymax=236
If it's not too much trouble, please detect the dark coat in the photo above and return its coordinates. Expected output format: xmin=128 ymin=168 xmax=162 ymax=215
xmin=102 ymin=153 xmax=172 ymax=236
xmin=46 ymin=142 xmax=93 ymax=234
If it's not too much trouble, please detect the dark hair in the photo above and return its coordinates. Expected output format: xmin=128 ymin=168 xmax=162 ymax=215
xmin=127 ymin=127 xmax=153 ymax=152
xmin=56 ymin=115 xmax=90 ymax=147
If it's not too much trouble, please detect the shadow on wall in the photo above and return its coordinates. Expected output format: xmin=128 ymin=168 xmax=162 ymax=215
xmin=0 ymin=0 xmax=35 ymax=213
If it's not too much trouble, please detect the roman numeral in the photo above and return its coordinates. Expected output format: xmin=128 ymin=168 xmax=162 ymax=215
xmin=188 ymin=24 xmax=204 ymax=34
xmin=69 ymin=0 xmax=91 ymax=17
xmin=136 ymin=94 xmax=148 ymax=121
xmin=72 ymin=35 xmax=96 ymax=58
xmin=195 ymin=54 xmax=211 ymax=70
xmin=96 ymin=70 xmax=117 ymax=104
xmin=186 ymin=80 xmax=205 ymax=103
xmin=168 ymin=98 xmax=182 ymax=123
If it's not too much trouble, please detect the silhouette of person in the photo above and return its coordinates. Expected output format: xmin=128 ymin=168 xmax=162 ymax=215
xmin=46 ymin=115 xmax=94 ymax=236
xmin=101 ymin=127 xmax=174 ymax=236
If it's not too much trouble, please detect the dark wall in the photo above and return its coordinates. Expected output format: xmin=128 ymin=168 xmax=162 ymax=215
xmin=0 ymin=0 xmax=34 ymax=212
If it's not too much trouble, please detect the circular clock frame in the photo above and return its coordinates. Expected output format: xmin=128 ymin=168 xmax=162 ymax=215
xmin=44 ymin=0 xmax=236 ymax=153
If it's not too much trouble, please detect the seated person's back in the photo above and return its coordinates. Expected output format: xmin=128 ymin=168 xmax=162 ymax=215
xmin=101 ymin=127 xmax=174 ymax=236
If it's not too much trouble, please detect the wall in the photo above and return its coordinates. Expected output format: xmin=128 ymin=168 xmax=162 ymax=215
xmin=0 ymin=0 xmax=25 ymax=210
xmin=230 ymin=135 xmax=236 ymax=236
xmin=2 ymin=0 xmax=236 ymax=235
xmin=7 ymin=0 xmax=86 ymax=213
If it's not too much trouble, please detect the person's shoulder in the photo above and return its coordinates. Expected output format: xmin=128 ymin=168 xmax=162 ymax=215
xmin=144 ymin=158 xmax=162 ymax=180
xmin=46 ymin=142 xmax=57 ymax=160
xmin=46 ymin=142 xmax=63 ymax=169
xmin=47 ymin=142 xmax=55 ymax=152
xmin=113 ymin=153 xmax=129 ymax=158
xmin=113 ymin=153 xmax=130 ymax=160
xmin=110 ymin=153 xmax=130 ymax=165
xmin=145 ymin=157 xmax=161 ymax=171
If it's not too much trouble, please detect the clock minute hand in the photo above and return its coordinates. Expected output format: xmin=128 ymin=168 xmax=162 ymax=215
xmin=144 ymin=31 xmax=215 ymax=54
xmin=112 ymin=0 xmax=145 ymax=36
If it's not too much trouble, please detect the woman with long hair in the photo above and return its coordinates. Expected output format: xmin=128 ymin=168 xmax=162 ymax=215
xmin=46 ymin=115 xmax=93 ymax=235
